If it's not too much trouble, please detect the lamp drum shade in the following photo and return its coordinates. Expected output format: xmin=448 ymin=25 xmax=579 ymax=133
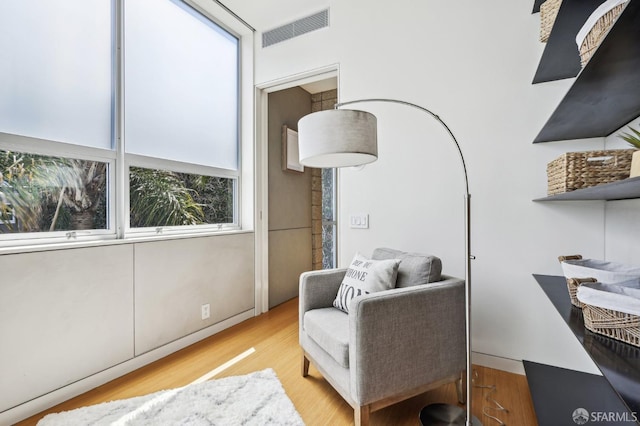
xmin=297 ymin=109 xmax=378 ymax=168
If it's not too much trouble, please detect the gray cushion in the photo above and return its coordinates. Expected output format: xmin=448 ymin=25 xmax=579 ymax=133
xmin=304 ymin=308 xmax=350 ymax=368
xmin=372 ymin=247 xmax=442 ymax=287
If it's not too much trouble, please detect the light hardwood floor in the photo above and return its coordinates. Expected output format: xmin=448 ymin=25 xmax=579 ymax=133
xmin=18 ymin=298 xmax=538 ymax=425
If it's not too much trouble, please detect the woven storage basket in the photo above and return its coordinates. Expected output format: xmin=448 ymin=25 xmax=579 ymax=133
xmin=558 ymin=255 xmax=599 ymax=308
xmin=582 ymin=303 xmax=640 ymax=347
xmin=579 ymin=2 xmax=627 ymax=66
xmin=540 ymin=0 xmax=562 ymax=42
xmin=567 ymin=277 xmax=598 ymax=308
xmin=547 ymin=149 xmax=634 ymax=195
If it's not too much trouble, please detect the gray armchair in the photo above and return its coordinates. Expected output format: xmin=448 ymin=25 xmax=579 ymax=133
xmin=299 ymin=248 xmax=466 ymax=426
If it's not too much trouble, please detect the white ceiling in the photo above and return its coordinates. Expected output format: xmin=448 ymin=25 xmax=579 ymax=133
xmin=300 ymin=77 xmax=337 ymax=94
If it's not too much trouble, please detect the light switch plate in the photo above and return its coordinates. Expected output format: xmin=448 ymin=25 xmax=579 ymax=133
xmin=350 ymin=214 xmax=369 ymax=229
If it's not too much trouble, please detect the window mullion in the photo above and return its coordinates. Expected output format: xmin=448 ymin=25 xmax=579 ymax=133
xmin=115 ymin=0 xmax=126 ymax=239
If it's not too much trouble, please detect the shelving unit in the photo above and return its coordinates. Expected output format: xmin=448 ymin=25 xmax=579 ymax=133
xmin=532 ymin=0 xmax=544 ymax=14
xmin=531 ymin=0 xmax=640 ymax=199
xmin=527 ymin=2 xmax=640 ymax=423
xmin=528 ymin=275 xmax=640 ymax=423
xmin=533 ymin=0 xmax=640 ymax=143
xmin=524 ymin=361 xmax=633 ymax=426
xmin=534 ymin=176 xmax=640 ymax=201
xmin=532 ymin=0 xmax=604 ymax=84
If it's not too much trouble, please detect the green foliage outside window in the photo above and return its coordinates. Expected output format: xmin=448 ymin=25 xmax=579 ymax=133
xmin=128 ymin=167 xmax=234 ymax=228
xmin=0 ymin=150 xmax=106 ymax=232
xmin=0 ymin=150 xmax=234 ymax=234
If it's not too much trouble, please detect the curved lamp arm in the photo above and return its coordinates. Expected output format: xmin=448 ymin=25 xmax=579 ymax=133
xmin=335 ymin=98 xmax=470 ymax=196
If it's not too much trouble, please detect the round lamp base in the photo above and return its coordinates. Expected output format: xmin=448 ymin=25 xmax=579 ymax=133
xmin=419 ymin=403 xmax=482 ymax=426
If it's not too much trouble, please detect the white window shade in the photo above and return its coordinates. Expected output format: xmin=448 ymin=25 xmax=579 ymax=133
xmin=124 ymin=0 xmax=239 ymax=171
xmin=0 ymin=1 xmax=113 ymax=149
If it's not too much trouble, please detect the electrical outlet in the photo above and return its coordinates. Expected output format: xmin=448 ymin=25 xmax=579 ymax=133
xmin=201 ymin=303 xmax=210 ymax=320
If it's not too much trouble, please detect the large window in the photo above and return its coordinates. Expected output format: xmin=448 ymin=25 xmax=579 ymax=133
xmin=0 ymin=0 xmax=246 ymax=244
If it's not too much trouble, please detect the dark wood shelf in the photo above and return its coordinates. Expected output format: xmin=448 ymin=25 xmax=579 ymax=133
xmin=532 ymin=274 xmax=640 ymax=419
xmin=534 ymin=0 xmax=640 ymax=142
xmin=532 ymin=0 xmax=605 ymax=84
xmin=524 ymin=361 xmax=633 ymax=426
xmin=533 ymin=176 xmax=640 ymax=201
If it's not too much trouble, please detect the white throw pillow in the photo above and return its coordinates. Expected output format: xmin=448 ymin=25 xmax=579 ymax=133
xmin=333 ymin=253 xmax=401 ymax=313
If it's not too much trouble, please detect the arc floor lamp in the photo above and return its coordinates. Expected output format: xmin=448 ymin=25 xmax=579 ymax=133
xmin=297 ymin=98 xmax=480 ymax=426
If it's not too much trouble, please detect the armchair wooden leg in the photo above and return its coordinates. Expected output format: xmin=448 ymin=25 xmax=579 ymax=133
xmin=456 ymin=370 xmax=466 ymax=404
xmin=301 ymin=352 xmax=310 ymax=377
xmin=355 ymin=405 xmax=370 ymax=426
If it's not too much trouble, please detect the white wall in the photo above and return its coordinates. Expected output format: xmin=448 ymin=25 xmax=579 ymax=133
xmin=604 ymin=117 xmax=640 ymax=264
xmin=251 ymin=0 xmax=622 ymax=373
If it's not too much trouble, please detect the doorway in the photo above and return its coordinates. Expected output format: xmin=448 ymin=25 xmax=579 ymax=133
xmin=255 ymin=67 xmax=338 ymax=312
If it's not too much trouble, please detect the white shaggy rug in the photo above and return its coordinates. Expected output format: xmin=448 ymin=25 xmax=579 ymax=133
xmin=38 ymin=369 xmax=305 ymax=425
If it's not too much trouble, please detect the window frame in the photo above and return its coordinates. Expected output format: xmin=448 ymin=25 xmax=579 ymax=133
xmin=0 ymin=0 xmax=254 ymax=248
xmin=124 ymin=154 xmax=240 ymax=236
xmin=321 ymin=168 xmax=338 ymax=269
xmin=0 ymin=133 xmax=117 ymax=245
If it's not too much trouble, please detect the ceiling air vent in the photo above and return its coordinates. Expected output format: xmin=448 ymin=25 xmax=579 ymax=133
xmin=262 ymin=9 xmax=329 ymax=48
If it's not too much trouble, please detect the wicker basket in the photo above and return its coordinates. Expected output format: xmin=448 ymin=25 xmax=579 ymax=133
xmin=547 ymin=149 xmax=634 ymax=195
xmin=567 ymin=277 xmax=598 ymax=308
xmin=540 ymin=0 xmax=562 ymax=42
xmin=559 ymin=254 xmax=640 ymax=347
xmin=582 ymin=303 xmax=640 ymax=347
xmin=578 ymin=2 xmax=627 ymax=66
xmin=558 ymin=255 xmax=595 ymax=308
xmin=558 ymin=254 xmax=582 ymax=263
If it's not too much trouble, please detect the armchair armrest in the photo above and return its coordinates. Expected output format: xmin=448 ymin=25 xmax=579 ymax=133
xmin=299 ymin=268 xmax=346 ymax=321
xmin=348 ymin=276 xmax=466 ymax=405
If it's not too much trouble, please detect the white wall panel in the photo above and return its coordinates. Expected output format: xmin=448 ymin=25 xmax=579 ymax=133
xmin=134 ymin=233 xmax=254 ymax=355
xmin=0 ymin=232 xmax=256 ymax=420
xmin=0 ymin=245 xmax=134 ymax=412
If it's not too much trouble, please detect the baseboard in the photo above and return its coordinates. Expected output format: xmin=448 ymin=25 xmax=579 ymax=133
xmin=0 ymin=309 xmax=255 ymax=425
xmin=472 ymin=351 xmax=526 ymax=375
